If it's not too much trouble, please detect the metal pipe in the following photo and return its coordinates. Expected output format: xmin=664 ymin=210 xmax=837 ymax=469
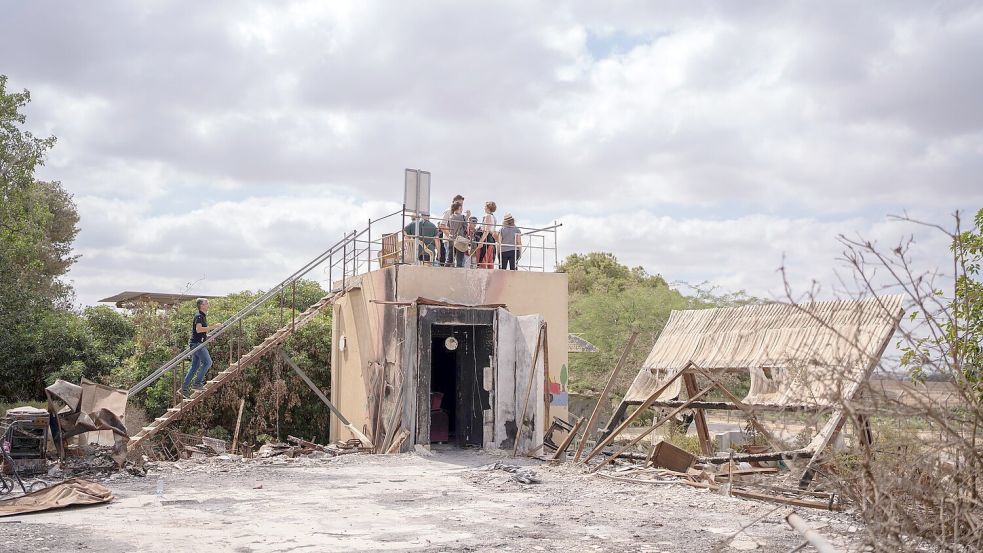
xmin=785 ymin=513 xmax=840 ymax=553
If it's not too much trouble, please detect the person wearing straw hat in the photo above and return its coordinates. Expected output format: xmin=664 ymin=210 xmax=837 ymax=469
xmin=499 ymin=213 xmax=522 ymax=270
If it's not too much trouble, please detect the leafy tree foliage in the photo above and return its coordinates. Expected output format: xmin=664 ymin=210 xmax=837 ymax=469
xmin=559 ymin=252 xmax=667 ymax=295
xmin=954 ymin=209 xmax=983 ymax=383
xmin=560 ymin=252 xmax=759 ymax=395
xmin=0 ymin=75 xmax=83 ymax=401
xmin=115 ymin=280 xmax=332 ymax=444
xmin=901 ymin=208 xmax=983 ymax=387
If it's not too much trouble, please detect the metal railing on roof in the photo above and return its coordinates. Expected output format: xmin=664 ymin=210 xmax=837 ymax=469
xmin=328 ymin=207 xmax=561 ymax=286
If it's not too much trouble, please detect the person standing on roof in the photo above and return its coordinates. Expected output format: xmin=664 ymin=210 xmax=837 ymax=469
xmin=404 ymin=214 xmax=439 ymax=264
xmin=499 ymin=213 xmax=522 ymax=270
xmin=437 ymin=194 xmax=465 ymax=267
xmin=476 ymin=201 xmax=498 ymax=269
xmin=182 ymin=298 xmax=223 ymax=398
xmin=447 ymin=201 xmax=469 ymax=268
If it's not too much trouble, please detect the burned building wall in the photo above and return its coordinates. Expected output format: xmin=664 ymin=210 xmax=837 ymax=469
xmin=329 ymin=265 xmax=568 ymax=451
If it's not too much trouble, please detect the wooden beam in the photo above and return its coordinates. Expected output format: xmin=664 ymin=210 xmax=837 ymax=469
xmin=512 ymin=323 xmax=546 ymax=457
xmin=700 ymin=449 xmax=814 ymax=464
xmin=573 ymin=330 xmax=639 ymax=462
xmin=582 ymin=365 xmax=689 ymax=463
xmin=231 ymin=398 xmax=245 ymax=454
xmin=590 ymin=384 xmax=715 ymax=472
xmin=692 ymin=366 xmax=788 ymax=452
xmin=682 ymin=372 xmax=713 ymax=455
xmin=733 ymin=489 xmax=843 ymax=512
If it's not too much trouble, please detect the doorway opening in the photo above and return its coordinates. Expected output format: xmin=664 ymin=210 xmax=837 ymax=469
xmin=428 ymin=323 xmax=493 ymax=447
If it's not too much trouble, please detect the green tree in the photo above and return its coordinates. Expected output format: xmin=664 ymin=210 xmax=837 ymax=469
xmin=0 ymin=75 xmax=82 ymax=401
xmin=953 ymin=208 xmax=983 ymax=383
xmin=560 ymin=252 xmax=759 ymax=395
xmin=901 ymin=208 xmax=983 ymax=387
xmin=116 ymin=280 xmax=333 ymax=444
xmin=559 ymin=252 xmax=667 ymax=295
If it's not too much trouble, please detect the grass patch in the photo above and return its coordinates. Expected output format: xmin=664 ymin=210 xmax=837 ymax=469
xmin=0 ymin=400 xmax=47 ymax=414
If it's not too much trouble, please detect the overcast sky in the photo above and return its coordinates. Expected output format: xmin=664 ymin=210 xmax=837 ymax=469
xmin=2 ymin=1 xmax=981 ymax=306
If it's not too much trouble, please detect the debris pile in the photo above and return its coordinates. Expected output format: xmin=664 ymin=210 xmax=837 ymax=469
xmin=486 ymin=462 xmax=541 ymax=484
xmin=594 ymin=452 xmax=843 ymax=512
xmin=256 ymin=436 xmax=370 ymax=459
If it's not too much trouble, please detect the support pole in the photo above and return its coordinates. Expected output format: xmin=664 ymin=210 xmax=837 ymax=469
xmin=692 ymin=366 xmax=787 ymax=452
xmin=278 ymin=348 xmax=374 ymax=447
xmin=550 ymin=416 xmax=584 ymax=461
xmin=512 ymin=323 xmax=546 ymax=457
xmin=683 ymin=372 xmax=713 ymax=455
xmin=582 ymin=364 xmax=691 ymax=463
xmin=231 ymin=398 xmax=245 ymax=454
xmin=590 ymin=384 xmax=714 ymax=472
xmin=572 ymin=330 xmax=639 ymax=462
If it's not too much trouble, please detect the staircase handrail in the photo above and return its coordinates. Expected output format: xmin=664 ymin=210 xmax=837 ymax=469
xmin=128 ymin=226 xmax=364 ymax=395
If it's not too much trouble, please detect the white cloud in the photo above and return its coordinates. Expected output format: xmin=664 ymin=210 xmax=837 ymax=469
xmin=1 ymin=1 xmax=979 ymax=306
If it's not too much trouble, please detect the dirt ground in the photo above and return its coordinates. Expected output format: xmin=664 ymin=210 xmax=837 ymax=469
xmin=0 ymin=448 xmax=863 ymax=552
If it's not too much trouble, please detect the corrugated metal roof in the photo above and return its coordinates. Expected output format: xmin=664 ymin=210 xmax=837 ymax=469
xmin=622 ymin=295 xmax=904 ymax=407
xmin=98 ymin=291 xmax=219 ymax=308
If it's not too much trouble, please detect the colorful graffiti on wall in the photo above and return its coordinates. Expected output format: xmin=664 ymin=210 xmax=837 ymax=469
xmin=548 ymin=364 xmax=569 ymax=407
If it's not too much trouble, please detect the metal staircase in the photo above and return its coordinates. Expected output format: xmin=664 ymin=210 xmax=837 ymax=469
xmin=124 ymin=211 xmax=399 ymax=455
xmin=127 ymin=292 xmax=340 ymax=451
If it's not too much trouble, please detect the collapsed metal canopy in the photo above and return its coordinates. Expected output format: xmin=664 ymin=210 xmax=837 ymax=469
xmin=621 ymin=295 xmax=904 ymax=409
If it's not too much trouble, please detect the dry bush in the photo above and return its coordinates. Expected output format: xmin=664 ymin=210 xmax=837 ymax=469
xmin=783 ymin=211 xmax=982 ymax=551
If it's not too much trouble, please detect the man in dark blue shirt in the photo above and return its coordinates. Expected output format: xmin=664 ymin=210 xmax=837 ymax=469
xmin=182 ymin=298 xmax=223 ymax=397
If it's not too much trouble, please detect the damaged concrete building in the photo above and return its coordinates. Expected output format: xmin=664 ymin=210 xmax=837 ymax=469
xmin=330 ymin=264 xmax=570 ymax=453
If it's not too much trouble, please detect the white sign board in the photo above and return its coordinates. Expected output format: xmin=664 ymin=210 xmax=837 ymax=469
xmin=403 ymin=169 xmax=431 ymax=216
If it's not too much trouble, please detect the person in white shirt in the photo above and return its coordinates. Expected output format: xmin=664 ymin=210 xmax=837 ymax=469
xmin=476 ymin=201 xmax=498 ymax=269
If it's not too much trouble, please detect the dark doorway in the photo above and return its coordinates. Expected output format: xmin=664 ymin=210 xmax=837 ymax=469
xmin=429 ymin=324 xmax=493 ymax=447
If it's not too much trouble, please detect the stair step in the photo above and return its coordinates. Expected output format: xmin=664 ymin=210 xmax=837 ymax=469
xmin=167 ymin=408 xmax=181 ymax=413
xmin=154 ymin=417 xmax=170 ymax=422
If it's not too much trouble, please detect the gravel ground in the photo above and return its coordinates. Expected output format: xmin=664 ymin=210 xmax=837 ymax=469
xmin=0 ymin=449 xmax=863 ymax=552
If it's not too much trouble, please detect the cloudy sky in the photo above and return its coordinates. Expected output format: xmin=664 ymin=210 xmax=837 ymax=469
xmin=2 ymin=1 xmax=981 ymax=306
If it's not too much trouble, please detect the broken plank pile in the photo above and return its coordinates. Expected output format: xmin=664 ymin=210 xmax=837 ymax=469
xmin=254 ymin=436 xmax=370 ymax=458
xmin=594 ymin=458 xmax=843 ymax=512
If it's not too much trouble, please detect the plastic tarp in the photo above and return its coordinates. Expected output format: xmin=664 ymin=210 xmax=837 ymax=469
xmin=0 ymin=478 xmax=113 ymax=517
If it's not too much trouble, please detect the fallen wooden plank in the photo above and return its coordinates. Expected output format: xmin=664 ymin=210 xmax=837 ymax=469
xmin=572 ymin=330 xmax=638 ymax=462
xmin=731 ymin=489 xmax=843 ymax=512
xmin=701 ymin=449 xmax=814 ymax=464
